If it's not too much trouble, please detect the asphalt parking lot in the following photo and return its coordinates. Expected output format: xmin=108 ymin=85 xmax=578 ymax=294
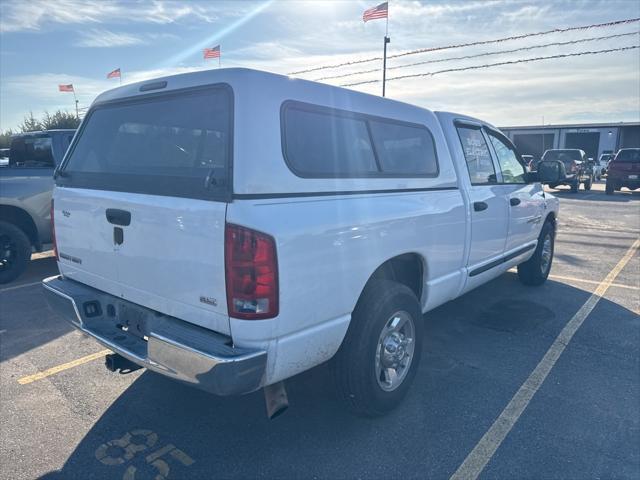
xmin=1 ymin=182 xmax=638 ymax=480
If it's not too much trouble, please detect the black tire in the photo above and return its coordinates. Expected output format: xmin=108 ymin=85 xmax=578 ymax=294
xmin=570 ymin=180 xmax=579 ymax=193
xmin=517 ymin=221 xmax=555 ymax=286
xmin=0 ymin=221 xmax=32 ymax=284
xmin=584 ymin=176 xmax=592 ymax=191
xmin=605 ymin=181 xmax=614 ymax=195
xmin=332 ymin=280 xmax=423 ymax=417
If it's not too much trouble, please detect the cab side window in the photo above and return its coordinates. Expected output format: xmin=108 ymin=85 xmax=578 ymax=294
xmin=487 ymin=132 xmax=526 ymax=184
xmin=456 ymin=126 xmax=497 ymax=184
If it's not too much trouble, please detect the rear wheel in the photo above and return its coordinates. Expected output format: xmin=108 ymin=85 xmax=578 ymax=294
xmin=0 ymin=221 xmax=32 ymax=284
xmin=332 ymin=280 xmax=423 ymax=417
xmin=518 ymin=221 xmax=554 ymax=286
xmin=605 ymin=180 xmax=614 ymax=195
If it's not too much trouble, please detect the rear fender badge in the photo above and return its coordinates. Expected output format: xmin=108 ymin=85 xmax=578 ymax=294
xmin=59 ymin=252 xmax=82 ymax=264
xmin=199 ymin=296 xmax=218 ymax=307
xmin=62 ymin=210 xmax=71 ymax=217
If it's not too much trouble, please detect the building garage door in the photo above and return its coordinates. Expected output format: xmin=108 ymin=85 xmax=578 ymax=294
xmin=513 ymin=133 xmax=555 ymax=159
xmin=565 ymin=132 xmax=600 ymax=160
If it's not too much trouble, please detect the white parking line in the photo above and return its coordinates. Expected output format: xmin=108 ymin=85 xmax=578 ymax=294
xmin=450 ymin=238 xmax=640 ymax=480
xmin=0 ymin=281 xmax=42 ymax=293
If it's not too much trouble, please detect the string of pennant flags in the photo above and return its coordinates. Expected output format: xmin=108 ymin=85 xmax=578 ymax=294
xmin=56 ymin=1 xmax=639 ymax=113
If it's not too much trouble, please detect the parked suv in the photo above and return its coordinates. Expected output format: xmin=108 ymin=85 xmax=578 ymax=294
xmin=0 ymin=129 xmax=76 ymax=283
xmin=605 ymin=148 xmax=640 ymax=195
xmin=43 ymin=69 xmax=560 ymax=417
xmin=540 ymin=148 xmax=592 ymax=192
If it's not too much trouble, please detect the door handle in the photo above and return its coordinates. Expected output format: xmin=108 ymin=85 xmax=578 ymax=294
xmin=510 ymin=198 xmax=521 ymax=207
xmin=106 ymin=209 xmax=131 ymax=226
xmin=473 ymin=201 xmax=488 ymax=212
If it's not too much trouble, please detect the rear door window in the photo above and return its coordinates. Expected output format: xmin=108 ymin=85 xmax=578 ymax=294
xmin=59 ymin=85 xmax=232 ymax=200
xmin=9 ymin=135 xmax=54 ymax=168
xmin=456 ymin=126 xmax=497 ymax=184
xmin=615 ymin=149 xmax=640 ymax=162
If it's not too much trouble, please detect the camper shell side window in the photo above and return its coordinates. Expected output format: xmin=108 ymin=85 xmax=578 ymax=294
xmin=281 ymin=101 xmax=439 ymax=179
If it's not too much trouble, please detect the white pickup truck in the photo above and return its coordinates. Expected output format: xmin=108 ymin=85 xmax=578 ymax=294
xmin=43 ymin=68 xmax=561 ymax=417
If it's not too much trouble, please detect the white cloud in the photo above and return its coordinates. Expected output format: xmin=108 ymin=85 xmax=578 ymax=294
xmin=75 ymin=29 xmax=180 ymax=48
xmin=0 ymin=0 xmax=218 ymax=33
xmin=76 ymin=29 xmax=147 ymax=48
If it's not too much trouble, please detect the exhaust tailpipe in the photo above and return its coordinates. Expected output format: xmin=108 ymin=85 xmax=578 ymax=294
xmin=105 ymin=353 xmax=142 ymax=374
xmin=264 ymin=381 xmax=289 ymax=419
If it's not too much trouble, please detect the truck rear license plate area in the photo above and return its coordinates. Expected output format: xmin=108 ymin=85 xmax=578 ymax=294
xmin=116 ymin=303 xmax=149 ymax=340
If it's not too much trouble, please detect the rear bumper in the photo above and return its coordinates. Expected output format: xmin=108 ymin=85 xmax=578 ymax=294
xmin=42 ymin=275 xmax=266 ymax=395
xmin=607 ymin=177 xmax=640 ymax=190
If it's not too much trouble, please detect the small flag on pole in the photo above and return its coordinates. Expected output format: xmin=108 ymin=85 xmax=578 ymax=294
xmin=58 ymin=84 xmax=74 ymax=92
xmin=107 ymin=68 xmax=121 ymax=79
xmin=363 ymin=2 xmax=388 ymax=22
xmin=203 ymin=45 xmax=221 ymax=59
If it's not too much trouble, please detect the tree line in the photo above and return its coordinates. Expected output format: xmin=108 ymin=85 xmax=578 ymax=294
xmin=0 ymin=111 xmax=80 ymax=149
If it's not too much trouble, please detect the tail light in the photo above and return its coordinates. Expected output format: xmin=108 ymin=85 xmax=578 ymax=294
xmin=51 ymin=199 xmax=59 ymax=261
xmin=225 ymin=223 xmax=278 ymax=320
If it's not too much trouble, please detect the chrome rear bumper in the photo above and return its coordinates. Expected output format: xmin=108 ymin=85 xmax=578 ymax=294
xmin=42 ymin=275 xmax=266 ymax=395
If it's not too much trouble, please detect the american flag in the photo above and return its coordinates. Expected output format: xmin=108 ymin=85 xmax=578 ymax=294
xmin=363 ymin=2 xmax=388 ymax=22
xmin=203 ymin=45 xmax=221 ymax=59
xmin=107 ymin=68 xmax=121 ymax=79
xmin=58 ymin=84 xmax=74 ymax=92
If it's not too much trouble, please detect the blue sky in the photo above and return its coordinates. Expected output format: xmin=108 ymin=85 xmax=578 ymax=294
xmin=1 ymin=0 xmax=639 ymax=130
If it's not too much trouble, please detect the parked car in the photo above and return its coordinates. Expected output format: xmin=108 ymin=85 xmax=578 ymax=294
xmin=0 ymin=129 xmax=75 ymax=283
xmin=586 ymin=157 xmax=602 ymax=181
xmin=539 ymin=148 xmax=593 ymax=192
xmin=42 ymin=68 xmax=560 ymax=417
xmin=605 ymin=148 xmax=640 ymax=195
xmin=599 ymin=153 xmax=614 ymax=175
xmin=0 ymin=148 xmax=9 ymax=166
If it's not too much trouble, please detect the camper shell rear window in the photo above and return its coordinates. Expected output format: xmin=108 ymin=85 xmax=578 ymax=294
xmin=281 ymin=101 xmax=439 ymax=178
xmin=58 ymin=84 xmax=233 ymax=201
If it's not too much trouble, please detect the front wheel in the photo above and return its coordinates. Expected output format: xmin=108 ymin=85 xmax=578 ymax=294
xmin=584 ymin=176 xmax=593 ymax=191
xmin=518 ymin=221 xmax=555 ymax=286
xmin=332 ymin=280 xmax=423 ymax=417
xmin=570 ymin=180 xmax=579 ymax=193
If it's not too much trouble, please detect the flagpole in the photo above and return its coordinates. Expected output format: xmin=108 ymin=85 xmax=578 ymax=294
xmin=72 ymin=90 xmax=79 ymax=119
xmin=382 ymin=13 xmax=390 ymax=97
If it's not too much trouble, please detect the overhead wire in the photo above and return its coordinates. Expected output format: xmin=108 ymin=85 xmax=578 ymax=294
xmin=339 ymin=45 xmax=640 ymax=86
xmin=288 ymin=17 xmax=640 ymax=75
xmin=312 ymin=31 xmax=640 ymax=82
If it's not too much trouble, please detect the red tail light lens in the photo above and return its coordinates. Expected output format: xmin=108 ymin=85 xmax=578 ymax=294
xmin=225 ymin=223 xmax=278 ymax=320
xmin=51 ymin=199 xmax=59 ymax=260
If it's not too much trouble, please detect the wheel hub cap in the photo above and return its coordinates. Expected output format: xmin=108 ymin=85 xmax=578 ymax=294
xmin=375 ymin=311 xmax=416 ymax=392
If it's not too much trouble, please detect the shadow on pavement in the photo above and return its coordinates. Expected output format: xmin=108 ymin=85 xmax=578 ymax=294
xmin=549 ymin=187 xmax=640 ymax=202
xmin=0 ymin=256 xmax=69 ymax=362
xmin=38 ymin=273 xmax=640 ymax=479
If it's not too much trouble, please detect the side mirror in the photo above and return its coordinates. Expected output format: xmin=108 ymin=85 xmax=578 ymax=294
xmin=536 ymin=160 xmax=564 ymax=183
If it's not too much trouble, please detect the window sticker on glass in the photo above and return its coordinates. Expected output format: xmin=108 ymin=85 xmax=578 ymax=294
xmin=457 ymin=127 xmax=496 ymax=184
